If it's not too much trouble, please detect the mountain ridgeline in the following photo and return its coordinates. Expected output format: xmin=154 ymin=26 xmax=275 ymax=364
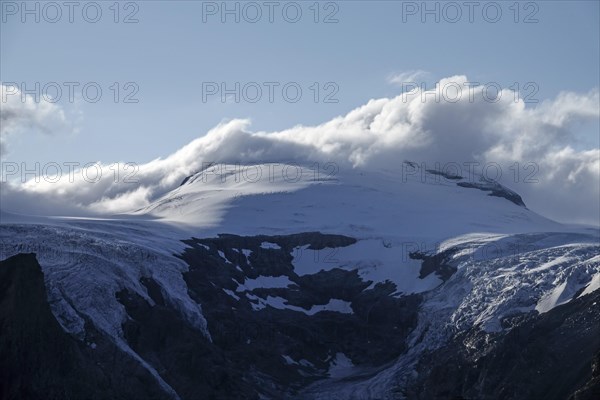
xmin=1 ymin=163 xmax=599 ymax=399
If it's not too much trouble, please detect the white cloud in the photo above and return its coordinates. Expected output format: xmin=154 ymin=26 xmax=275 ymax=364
xmin=0 ymin=83 xmax=76 ymax=155
xmin=1 ymin=76 xmax=598 ymax=225
xmin=387 ymin=70 xmax=429 ymax=87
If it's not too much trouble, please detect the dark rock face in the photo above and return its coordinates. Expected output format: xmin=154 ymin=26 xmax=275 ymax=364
xmin=0 ymin=253 xmax=170 ymax=400
xmin=407 ymin=290 xmax=600 ymax=400
xmin=572 ymin=351 xmax=600 ymax=400
xmin=457 ymin=180 xmax=526 ymax=207
xmin=409 ymin=249 xmax=457 ymax=282
xmin=426 ymin=169 xmax=463 ymax=180
xmin=402 ymin=160 xmax=526 ymax=207
xmin=177 ymin=232 xmax=421 ymax=397
xmin=116 ymin=279 xmax=259 ymax=400
xmin=1 ymin=234 xmax=598 ymax=400
xmin=0 ymin=233 xmax=422 ymax=399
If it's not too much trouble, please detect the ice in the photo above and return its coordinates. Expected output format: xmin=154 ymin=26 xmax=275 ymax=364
xmin=260 ymin=242 xmax=281 ymax=250
xmin=244 ymin=294 xmax=353 ymax=316
xmin=292 ymin=238 xmax=442 ymax=295
xmin=327 ymin=353 xmax=355 ymax=379
xmin=127 ymin=164 xmax=563 ymax=241
xmin=580 ymin=273 xmax=600 ymax=297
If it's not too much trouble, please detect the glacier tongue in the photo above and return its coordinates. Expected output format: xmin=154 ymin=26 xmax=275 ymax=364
xmin=300 ymin=231 xmax=600 ymax=399
xmin=0 ymin=222 xmax=210 ymax=342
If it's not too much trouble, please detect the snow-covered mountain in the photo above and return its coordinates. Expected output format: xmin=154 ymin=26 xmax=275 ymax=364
xmin=130 ymin=162 xmax=558 ymax=235
xmin=1 ymin=161 xmax=599 ymax=399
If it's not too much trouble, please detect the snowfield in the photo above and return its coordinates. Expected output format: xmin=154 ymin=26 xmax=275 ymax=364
xmin=128 ymin=163 xmax=562 ymax=238
xmin=1 ymin=162 xmax=598 ymax=400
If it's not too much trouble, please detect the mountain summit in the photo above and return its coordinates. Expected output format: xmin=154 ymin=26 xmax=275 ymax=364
xmin=1 ymin=159 xmax=599 ymax=400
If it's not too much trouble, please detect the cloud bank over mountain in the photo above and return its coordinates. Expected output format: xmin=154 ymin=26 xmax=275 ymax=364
xmin=1 ymin=76 xmax=598 ymax=224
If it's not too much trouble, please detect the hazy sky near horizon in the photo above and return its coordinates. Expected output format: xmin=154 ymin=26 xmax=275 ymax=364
xmin=1 ymin=0 xmax=599 ymax=224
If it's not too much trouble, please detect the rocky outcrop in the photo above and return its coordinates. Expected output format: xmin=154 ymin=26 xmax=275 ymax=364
xmin=407 ymin=289 xmax=600 ymax=400
xmin=457 ymin=180 xmax=526 ymax=207
xmin=1 ymin=230 xmax=597 ymax=400
xmin=0 ymin=253 xmax=171 ymax=400
xmin=0 ymin=233 xmax=422 ymax=399
xmin=178 ymin=232 xmax=421 ymax=397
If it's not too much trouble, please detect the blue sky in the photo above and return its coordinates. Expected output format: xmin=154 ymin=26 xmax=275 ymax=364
xmin=1 ymin=0 xmax=599 ymax=165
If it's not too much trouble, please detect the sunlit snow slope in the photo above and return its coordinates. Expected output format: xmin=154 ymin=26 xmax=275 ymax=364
xmin=130 ymin=162 xmax=560 ymax=236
